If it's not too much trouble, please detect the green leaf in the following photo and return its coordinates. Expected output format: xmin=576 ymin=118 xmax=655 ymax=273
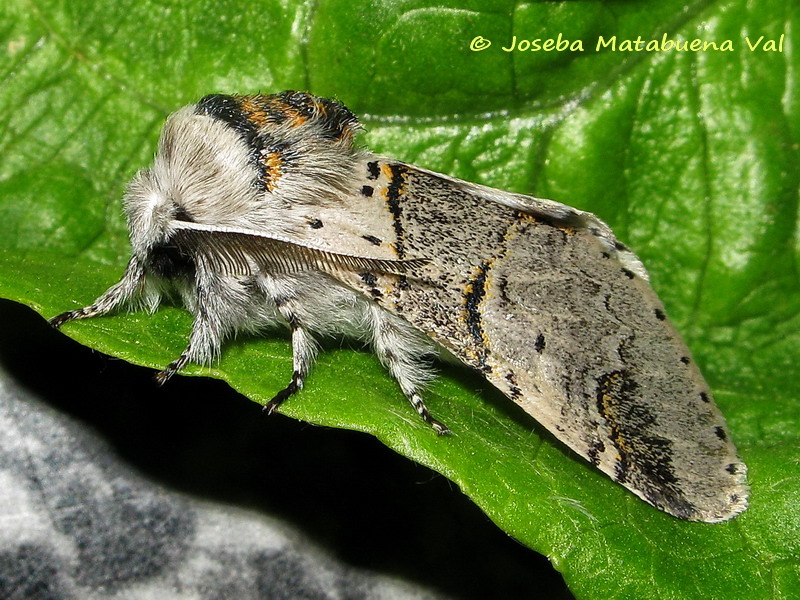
xmin=1 ymin=1 xmax=798 ymax=599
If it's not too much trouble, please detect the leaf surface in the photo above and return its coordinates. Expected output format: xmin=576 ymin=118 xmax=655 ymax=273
xmin=1 ymin=1 xmax=798 ymax=598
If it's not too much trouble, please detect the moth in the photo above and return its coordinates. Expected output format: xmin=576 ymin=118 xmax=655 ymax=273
xmin=51 ymin=91 xmax=748 ymax=522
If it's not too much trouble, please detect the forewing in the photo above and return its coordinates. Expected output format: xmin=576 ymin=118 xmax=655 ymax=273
xmin=479 ymin=218 xmax=748 ymax=521
xmin=330 ymin=157 xmax=747 ymax=523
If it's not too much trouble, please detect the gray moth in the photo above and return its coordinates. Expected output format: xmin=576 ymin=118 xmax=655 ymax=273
xmin=50 ymin=91 xmax=748 ymax=523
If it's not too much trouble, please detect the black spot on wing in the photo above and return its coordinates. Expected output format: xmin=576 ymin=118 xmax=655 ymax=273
xmin=362 ymin=235 xmax=382 ymax=246
xmin=367 ymin=161 xmax=380 ymax=179
xmin=587 ymin=438 xmax=606 ymax=466
xmin=534 ymin=333 xmax=546 ymax=353
xmin=504 ymin=371 xmax=522 ymax=399
xmin=360 ymin=272 xmax=377 ymax=287
xmin=359 ymin=272 xmax=383 ymax=298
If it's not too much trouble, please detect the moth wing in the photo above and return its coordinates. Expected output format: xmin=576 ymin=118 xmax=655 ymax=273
xmin=478 ymin=224 xmax=748 ymax=522
xmin=322 ymin=157 xmax=747 ymax=522
xmin=397 ymin=161 xmax=650 ymax=280
xmin=172 ymin=150 xmax=747 ymax=522
xmin=170 ymin=222 xmax=427 ymax=276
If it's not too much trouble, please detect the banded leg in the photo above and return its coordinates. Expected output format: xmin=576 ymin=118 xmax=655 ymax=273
xmin=264 ymin=300 xmax=318 ymax=415
xmin=154 ymin=314 xmax=224 ymax=385
xmin=154 ymin=353 xmax=190 ymax=386
xmin=368 ymin=305 xmax=449 ymax=435
xmin=49 ymin=258 xmax=145 ymax=328
xmin=406 ymin=389 xmax=449 ymax=436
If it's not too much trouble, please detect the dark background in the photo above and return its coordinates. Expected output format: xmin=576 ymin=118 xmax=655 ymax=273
xmin=0 ymin=298 xmax=574 ymax=599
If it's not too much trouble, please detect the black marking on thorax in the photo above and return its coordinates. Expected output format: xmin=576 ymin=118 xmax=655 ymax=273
xmin=277 ymin=90 xmax=358 ymax=140
xmin=197 ymin=94 xmax=299 ymax=192
xmin=197 ymin=95 xmax=258 ymax=139
xmin=316 ymin=97 xmax=358 ymax=141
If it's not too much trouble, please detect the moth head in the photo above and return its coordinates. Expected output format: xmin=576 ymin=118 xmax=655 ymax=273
xmin=122 ymin=105 xmax=261 ymax=256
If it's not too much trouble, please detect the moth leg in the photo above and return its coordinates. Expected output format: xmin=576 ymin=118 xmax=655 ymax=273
xmin=369 ymin=305 xmax=449 ymax=435
xmin=154 ymin=353 xmax=190 ymax=386
xmin=406 ymin=390 xmax=449 ymax=436
xmin=155 ymin=278 xmax=227 ymax=385
xmin=264 ymin=302 xmax=318 ymax=415
xmin=154 ymin=312 xmax=223 ymax=385
xmin=49 ymin=257 xmax=145 ymax=328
